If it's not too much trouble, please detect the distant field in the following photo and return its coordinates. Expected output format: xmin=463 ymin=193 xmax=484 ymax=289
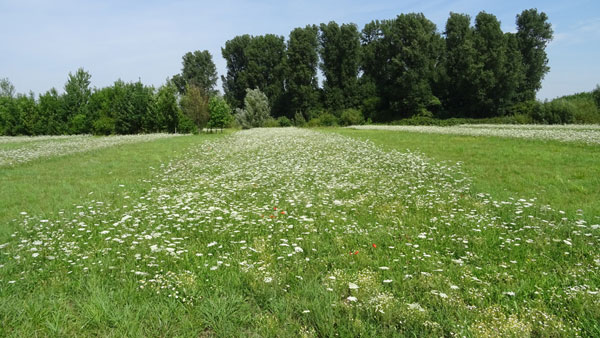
xmin=0 ymin=134 xmax=183 ymax=167
xmin=1 ymin=128 xmax=599 ymax=336
xmin=350 ymin=124 xmax=600 ymax=144
xmin=335 ymin=126 xmax=600 ymax=224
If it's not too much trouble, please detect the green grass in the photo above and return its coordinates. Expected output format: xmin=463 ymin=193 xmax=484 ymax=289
xmin=1 ymin=128 xmax=599 ymax=337
xmin=331 ymin=128 xmax=600 ymax=224
xmin=0 ymin=134 xmax=225 ymax=237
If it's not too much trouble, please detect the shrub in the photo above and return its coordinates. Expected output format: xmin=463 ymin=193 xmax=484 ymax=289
xmin=69 ymin=113 xmax=88 ymax=134
xmin=177 ymin=111 xmax=198 ymax=134
xmin=318 ymin=112 xmax=339 ymax=126
xmin=293 ymin=112 xmax=306 ymax=126
xmin=340 ymin=109 xmax=365 ymax=126
xmin=207 ymin=96 xmax=232 ymax=131
xmin=92 ymin=116 xmax=115 ymax=135
xmin=263 ymin=118 xmax=280 ymax=128
xmin=306 ymin=117 xmax=321 ymax=127
xmin=277 ymin=116 xmax=292 ymax=127
xmin=541 ymin=99 xmax=576 ymax=124
xmin=180 ymin=84 xmax=210 ymax=130
xmin=235 ymin=88 xmax=271 ymax=129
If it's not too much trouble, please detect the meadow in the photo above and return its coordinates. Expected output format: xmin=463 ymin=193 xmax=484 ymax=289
xmin=1 ymin=127 xmax=599 ymax=337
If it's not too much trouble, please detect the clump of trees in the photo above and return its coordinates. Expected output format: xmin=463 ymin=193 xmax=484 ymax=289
xmin=0 ymin=50 xmax=233 ymax=135
xmin=221 ymin=9 xmax=563 ymax=125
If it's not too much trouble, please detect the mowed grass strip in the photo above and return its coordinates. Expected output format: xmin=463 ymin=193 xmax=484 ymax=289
xmin=332 ymin=128 xmax=600 ymax=223
xmin=0 ymin=133 xmax=224 ymax=237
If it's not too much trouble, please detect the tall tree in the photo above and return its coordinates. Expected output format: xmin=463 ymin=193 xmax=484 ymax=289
xmin=361 ymin=14 xmax=443 ymax=119
xmin=319 ymin=22 xmax=361 ymax=112
xmin=516 ymin=9 xmax=553 ymax=101
xmin=63 ymin=68 xmax=92 ymax=129
xmin=0 ymin=78 xmax=15 ymax=98
xmin=286 ymin=25 xmax=320 ymax=119
xmin=443 ymin=13 xmax=478 ymax=116
xmin=180 ymin=84 xmax=210 ymax=131
xmin=222 ymin=34 xmax=286 ymax=116
xmin=222 ymin=35 xmax=252 ymax=110
xmin=245 ymin=34 xmax=287 ymax=116
xmin=472 ymin=12 xmax=522 ymax=116
xmin=38 ymin=88 xmax=65 ymax=135
xmin=173 ymin=50 xmax=218 ymax=96
xmin=154 ymin=81 xmax=180 ymax=133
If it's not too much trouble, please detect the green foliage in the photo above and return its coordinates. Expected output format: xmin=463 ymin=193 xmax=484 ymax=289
xmin=172 ymin=50 xmax=218 ymax=95
xmin=180 ymin=84 xmax=210 ymax=131
xmin=319 ymin=22 xmax=361 ymax=112
xmin=92 ymin=116 xmax=116 ymax=135
xmin=552 ymin=92 xmax=600 ymax=123
xmin=38 ymin=88 xmax=66 ymax=135
xmin=263 ymin=117 xmax=280 ymax=128
xmin=516 ymin=9 xmax=553 ymax=101
xmin=540 ymin=99 xmax=576 ymax=124
xmin=234 ymin=88 xmax=271 ymax=129
xmin=177 ymin=111 xmax=198 ymax=134
xmin=471 ymin=12 xmax=523 ymax=116
xmin=154 ymin=82 xmax=179 ymax=133
xmin=340 ymin=108 xmax=365 ymax=126
xmin=276 ymin=116 xmax=292 ymax=127
xmin=222 ymin=35 xmax=287 ymax=116
xmin=69 ymin=113 xmax=88 ymax=134
xmin=593 ymin=85 xmax=600 ymax=108
xmin=63 ymin=68 xmax=92 ymax=128
xmin=361 ymin=14 xmax=444 ymax=120
xmin=0 ymin=77 xmax=15 ymax=98
xmin=208 ymin=96 xmax=232 ymax=131
xmin=442 ymin=13 xmax=478 ymax=116
xmin=221 ymin=35 xmax=252 ymax=110
xmin=293 ymin=111 xmax=306 ymax=126
xmin=286 ymin=25 xmax=320 ymax=117
xmin=307 ymin=112 xmax=339 ymax=127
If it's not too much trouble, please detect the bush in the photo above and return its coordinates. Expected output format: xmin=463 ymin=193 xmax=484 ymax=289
xmin=263 ymin=117 xmax=280 ymax=128
xmin=207 ymin=96 xmax=232 ymax=131
xmin=293 ymin=112 xmax=306 ymax=126
xmin=593 ymin=85 xmax=600 ymax=108
xmin=69 ymin=113 xmax=88 ymax=134
xmin=306 ymin=118 xmax=319 ymax=127
xmin=318 ymin=112 xmax=339 ymax=126
xmin=177 ymin=111 xmax=198 ymax=134
xmin=92 ymin=116 xmax=115 ymax=135
xmin=277 ymin=116 xmax=292 ymax=127
xmin=541 ymin=99 xmax=576 ymax=124
xmin=235 ymin=88 xmax=271 ymax=129
xmin=340 ymin=109 xmax=365 ymax=126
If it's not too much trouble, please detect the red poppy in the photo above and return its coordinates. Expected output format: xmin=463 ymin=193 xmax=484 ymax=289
xmin=354 ymin=251 xmax=359 ymax=255
xmin=273 ymin=206 xmax=277 ymax=210
xmin=270 ymin=215 xmax=275 ymax=219
xmin=372 ymin=244 xmax=377 ymax=248
xmin=280 ymin=211 xmax=286 ymax=215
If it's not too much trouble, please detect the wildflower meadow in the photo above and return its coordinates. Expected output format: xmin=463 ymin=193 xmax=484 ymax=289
xmin=1 ymin=128 xmax=598 ymax=336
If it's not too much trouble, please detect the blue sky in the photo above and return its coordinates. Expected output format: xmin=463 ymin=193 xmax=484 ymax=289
xmin=1 ymin=0 xmax=598 ymax=100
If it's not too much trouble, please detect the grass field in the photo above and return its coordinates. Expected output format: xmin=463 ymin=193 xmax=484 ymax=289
xmin=1 ymin=128 xmax=599 ymax=337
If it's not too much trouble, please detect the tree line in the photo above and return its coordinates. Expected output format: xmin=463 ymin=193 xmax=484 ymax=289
xmin=222 ymin=9 xmax=554 ymax=123
xmin=1 ymin=9 xmax=563 ymax=135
